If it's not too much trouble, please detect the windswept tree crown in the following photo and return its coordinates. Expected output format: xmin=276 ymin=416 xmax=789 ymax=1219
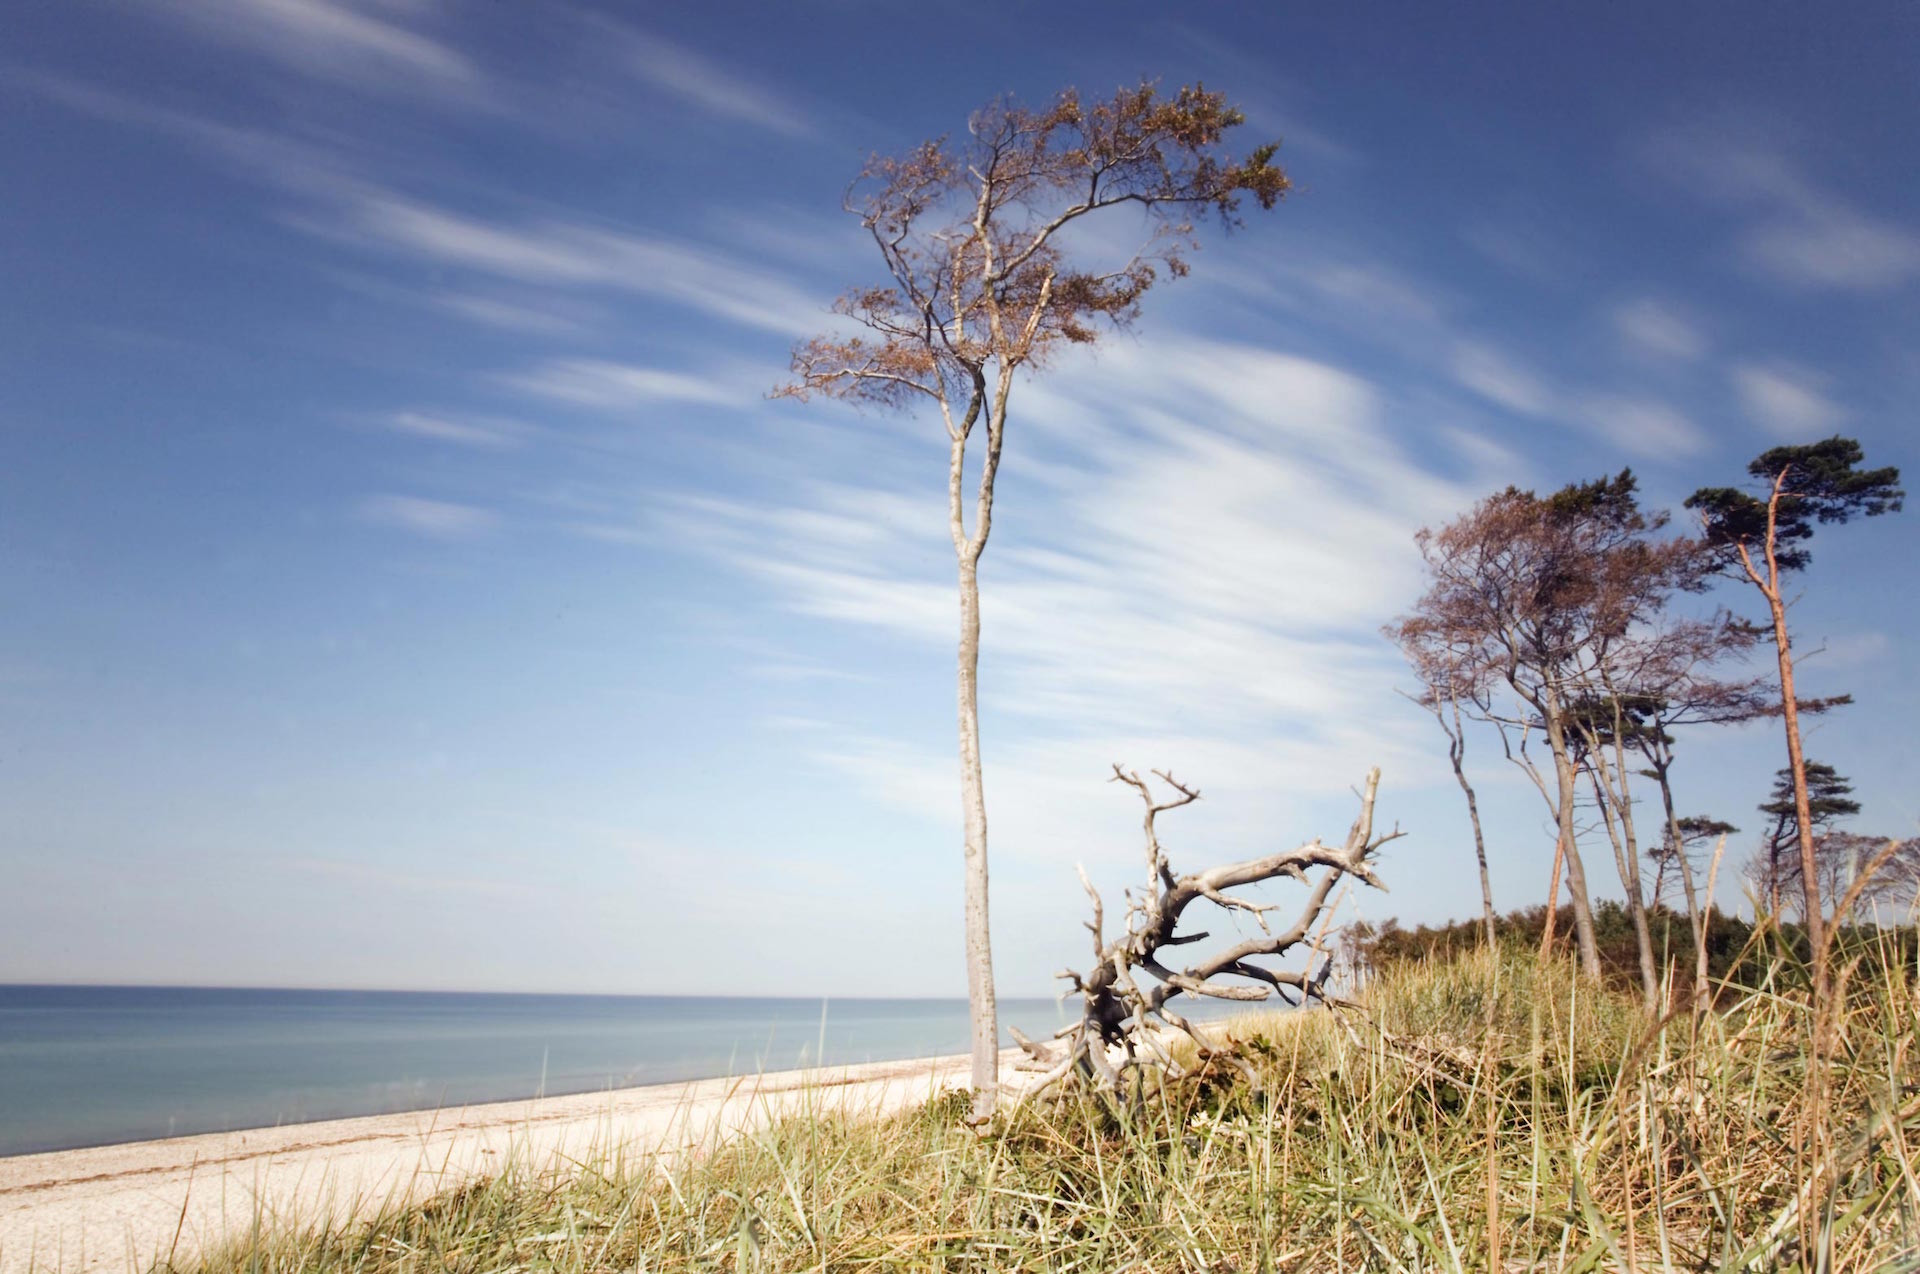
xmin=1391 ymin=470 xmax=1707 ymax=700
xmin=778 ymin=81 xmax=1288 ymax=410
xmin=1686 ymin=435 xmax=1903 ymax=574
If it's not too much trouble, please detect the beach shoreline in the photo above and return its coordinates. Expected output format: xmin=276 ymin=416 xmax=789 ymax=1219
xmin=0 ymin=1050 xmax=1020 ymax=1274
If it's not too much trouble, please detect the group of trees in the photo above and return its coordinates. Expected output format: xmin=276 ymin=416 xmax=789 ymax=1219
xmin=783 ymin=75 xmax=1906 ymax=1112
xmin=1388 ymin=441 xmax=1906 ymax=1010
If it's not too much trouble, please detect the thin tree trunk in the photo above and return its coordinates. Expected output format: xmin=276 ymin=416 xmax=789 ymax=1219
xmin=944 ymin=399 xmax=1000 ymax=1118
xmin=1652 ymin=759 xmax=1712 ymax=1015
xmin=1768 ymin=589 xmax=1827 ymax=1001
xmin=1456 ymin=755 xmax=1497 ymax=948
xmin=1607 ymin=717 xmax=1659 ymax=1009
xmin=955 ymin=553 xmax=998 ymax=1113
xmin=1543 ymin=700 xmax=1602 ymax=978
xmin=1440 ymin=693 xmax=1497 ymax=947
xmin=1577 ymin=695 xmax=1659 ymax=1008
xmin=1588 ymin=761 xmax=1658 ymax=1010
xmin=1746 ymin=490 xmax=1833 ymax=1269
xmin=1735 ymin=475 xmax=1828 ymax=1003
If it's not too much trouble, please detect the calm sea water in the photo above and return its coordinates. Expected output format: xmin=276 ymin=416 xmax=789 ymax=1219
xmin=0 ymin=986 xmax=1094 ymax=1158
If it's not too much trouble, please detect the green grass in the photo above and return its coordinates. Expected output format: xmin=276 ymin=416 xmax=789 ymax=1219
xmin=175 ymin=942 xmax=1920 ymax=1272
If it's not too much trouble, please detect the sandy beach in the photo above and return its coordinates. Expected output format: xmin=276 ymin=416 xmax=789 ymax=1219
xmin=0 ymin=1052 xmax=1018 ymax=1274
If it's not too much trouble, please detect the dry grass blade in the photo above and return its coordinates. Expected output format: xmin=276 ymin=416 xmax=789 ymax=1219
xmin=173 ymin=938 xmax=1920 ymax=1274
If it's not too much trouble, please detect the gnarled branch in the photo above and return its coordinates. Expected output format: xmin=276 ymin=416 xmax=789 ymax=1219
xmin=1023 ymin=766 xmax=1400 ymax=1101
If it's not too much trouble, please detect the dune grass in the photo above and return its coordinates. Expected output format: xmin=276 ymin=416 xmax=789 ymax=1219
xmin=180 ymin=938 xmax=1920 ymax=1272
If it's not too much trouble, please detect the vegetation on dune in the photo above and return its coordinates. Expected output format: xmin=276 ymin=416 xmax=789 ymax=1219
xmin=168 ymin=439 xmax=1910 ymax=1271
xmin=183 ymin=943 xmax=1920 ymax=1273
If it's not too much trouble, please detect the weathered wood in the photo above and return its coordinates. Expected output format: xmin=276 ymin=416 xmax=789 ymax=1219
xmin=1025 ymin=767 xmax=1400 ymax=1100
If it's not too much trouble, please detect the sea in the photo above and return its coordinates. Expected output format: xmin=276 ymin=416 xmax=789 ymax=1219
xmin=0 ymin=985 xmax=1170 ymax=1158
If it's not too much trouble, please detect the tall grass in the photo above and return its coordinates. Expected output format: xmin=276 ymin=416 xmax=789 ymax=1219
xmin=179 ymin=940 xmax=1920 ymax=1272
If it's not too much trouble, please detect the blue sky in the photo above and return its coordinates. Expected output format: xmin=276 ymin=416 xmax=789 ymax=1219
xmin=2 ymin=1 xmax=1915 ymax=995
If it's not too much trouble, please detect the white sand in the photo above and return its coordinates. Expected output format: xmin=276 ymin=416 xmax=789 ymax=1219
xmin=0 ymin=1052 xmax=1021 ymax=1274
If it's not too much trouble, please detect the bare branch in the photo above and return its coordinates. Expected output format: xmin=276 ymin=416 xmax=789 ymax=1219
xmin=1032 ymin=767 xmax=1397 ymax=1102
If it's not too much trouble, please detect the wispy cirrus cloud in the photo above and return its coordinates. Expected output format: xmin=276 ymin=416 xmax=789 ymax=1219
xmin=425 ymin=291 xmax=586 ymax=335
xmin=642 ymin=337 xmax=1472 ymax=862
xmin=671 ymin=337 xmax=1476 ymax=746
xmin=316 ymin=189 xmax=828 ymax=334
xmin=508 ymin=358 xmax=751 ymax=409
xmin=599 ymin=19 xmax=814 ymax=138
xmin=15 ymin=75 xmax=830 ymax=337
xmin=1646 ymin=121 xmax=1920 ymax=292
xmin=1574 ymin=394 xmax=1710 ymax=458
xmin=1612 ymin=298 xmax=1707 ymax=361
xmin=380 ymin=410 xmax=530 ymax=449
xmin=1729 ymin=361 xmax=1848 ymax=438
xmin=1460 ymin=218 xmax=1579 ymax=286
xmin=4 ymin=71 xmax=357 ymax=192
xmin=359 ymin=494 xmax=498 ymax=539
xmin=1449 ymin=338 xmax=1706 ymax=458
xmin=1450 ymin=340 xmax=1556 ymax=417
xmin=139 ymin=0 xmax=476 ymax=94
xmin=1298 ymin=261 xmax=1445 ymax=326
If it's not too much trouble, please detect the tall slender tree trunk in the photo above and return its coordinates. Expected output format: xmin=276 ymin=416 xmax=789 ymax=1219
xmin=1588 ymin=762 xmax=1659 ymax=1009
xmin=1542 ymin=700 xmax=1602 ymax=978
xmin=1653 ymin=762 xmax=1713 ymax=1015
xmin=1444 ymin=699 xmax=1498 ymax=948
xmin=1458 ymin=763 xmax=1497 ymax=949
xmin=956 ymin=554 xmax=998 ymax=1114
xmin=1767 ymin=590 xmax=1828 ymax=1003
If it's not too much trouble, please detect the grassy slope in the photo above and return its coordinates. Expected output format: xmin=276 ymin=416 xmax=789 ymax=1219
xmin=184 ymin=944 xmax=1920 ymax=1272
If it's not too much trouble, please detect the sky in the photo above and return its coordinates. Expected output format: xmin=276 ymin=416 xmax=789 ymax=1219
xmin=2 ymin=0 xmax=1916 ymax=996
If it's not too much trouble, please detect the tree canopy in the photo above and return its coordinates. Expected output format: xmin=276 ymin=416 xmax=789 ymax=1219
xmin=1686 ymin=436 xmax=1904 ymax=574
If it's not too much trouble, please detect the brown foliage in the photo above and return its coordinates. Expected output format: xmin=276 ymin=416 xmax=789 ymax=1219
xmin=1390 ymin=474 xmax=1710 ymax=711
xmin=777 ymin=81 xmax=1287 ymax=435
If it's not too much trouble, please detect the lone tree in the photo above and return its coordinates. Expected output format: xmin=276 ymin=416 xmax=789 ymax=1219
xmin=779 ymin=82 xmax=1288 ymax=1113
xmin=1687 ymin=436 xmax=1902 ymax=1002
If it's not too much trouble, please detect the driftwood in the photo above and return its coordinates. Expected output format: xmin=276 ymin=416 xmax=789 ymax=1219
xmin=1014 ymin=766 xmax=1401 ymax=1099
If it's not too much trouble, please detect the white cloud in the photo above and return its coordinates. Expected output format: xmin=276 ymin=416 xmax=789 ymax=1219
xmin=1447 ymin=339 xmax=1705 ymax=460
xmin=812 ymin=726 xmax=1426 ymax=869
xmin=1450 ymin=341 xmax=1555 ymax=417
xmin=1646 ymin=124 xmax=1920 ymax=292
xmin=18 ymin=79 xmax=829 ymax=337
xmin=1301 ymin=262 xmax=1442 ymax=325
xmin=660 ymin=338 xmax=1482 ymax=846
xmin=381 ymin=411 xmax=527 ymax=448
xmin=359 ymin=494 xmax=497 ymax=539
xmin=1575 ymin=395 xmax=1709 ymax=458
xmin=7 ymin=71 xmax=355 ymax=193
xmin=1612 ymin=298 xmax=1706 ymax=360
xmin=1729 ymin=362 xmax=1847 ymax=438
xmin=427 ymin=292 xmax=584 ymax=334
xmin=509 ymin=358 xmax=748 ymax=409
xmin=326 ymin=190 xmax=827 ymax=334
xmin=147 ymin=0 xmax=475 ymax=93
xmin=606 ymin=22 xmax=813 ymax=137
xmin=1740 ymin=208 xmax=1920 ymax=292
xmin=1460 ymin=220 xmax=1574 ymax=286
